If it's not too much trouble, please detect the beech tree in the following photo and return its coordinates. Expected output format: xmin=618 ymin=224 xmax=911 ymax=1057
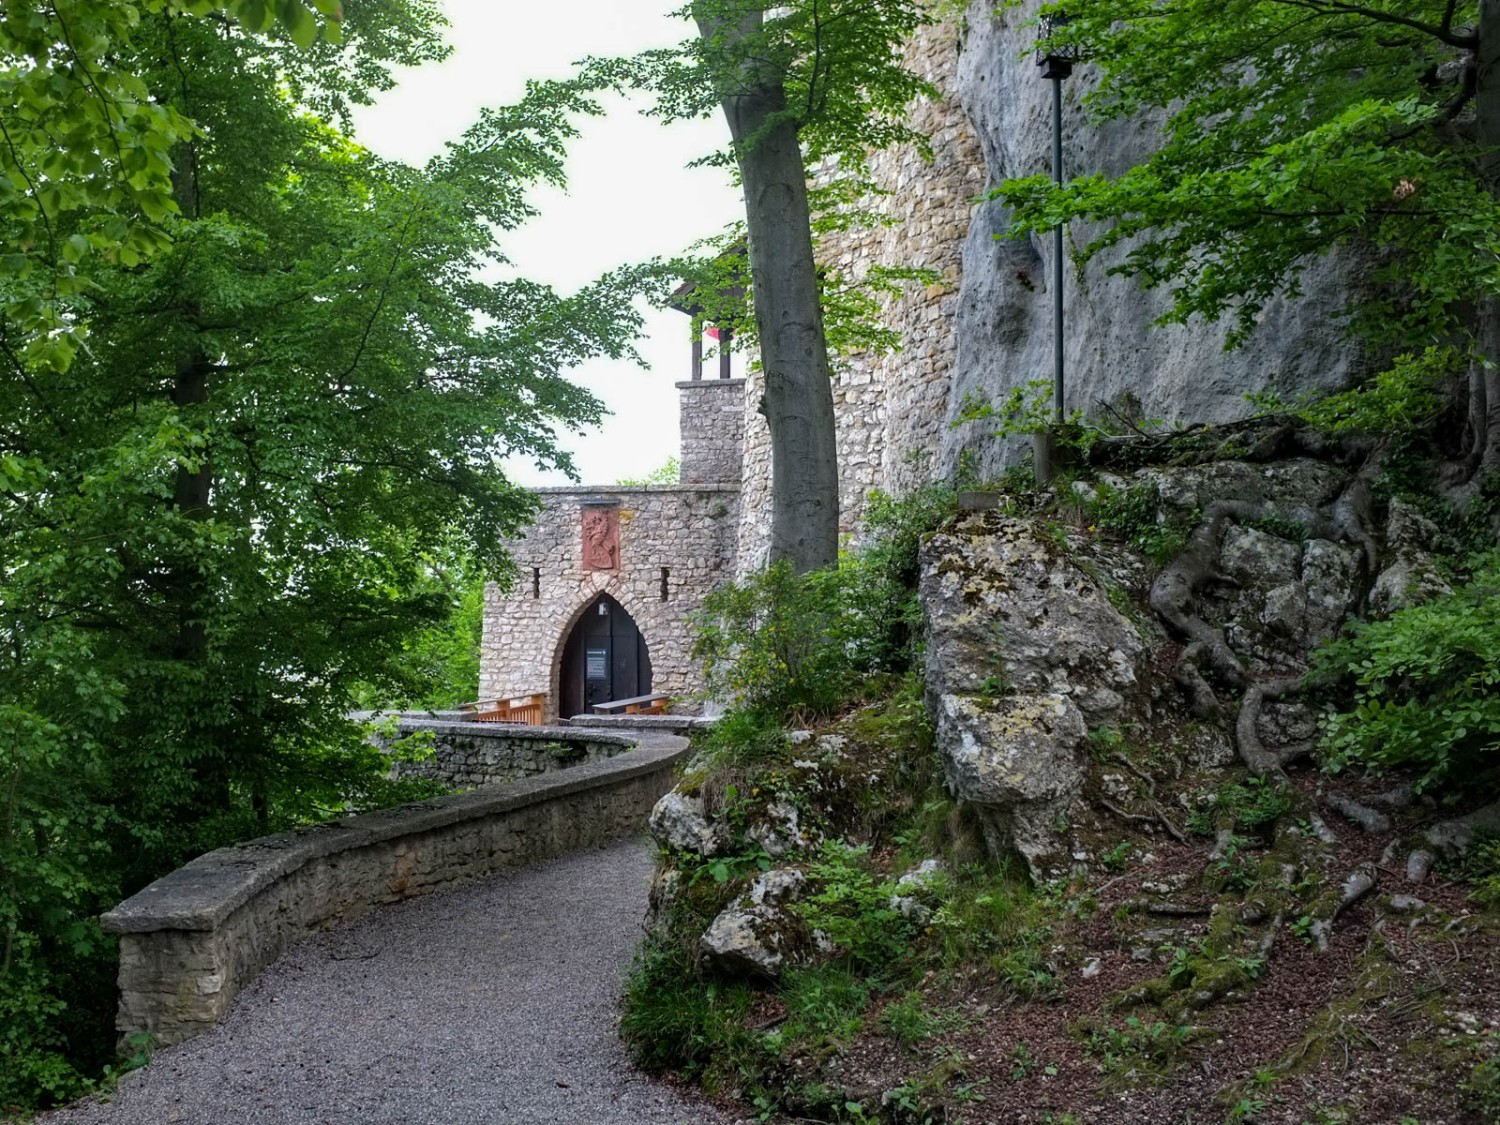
xmin=587 ymin=0 xmax=931 ymax=571
xmin=0 ymin=0 xmax=357 ymax=372
xmin=999 ymin=1 xmax=1500 ymax=503
xmin=0 ymin=5 xmax=646 ymax=1105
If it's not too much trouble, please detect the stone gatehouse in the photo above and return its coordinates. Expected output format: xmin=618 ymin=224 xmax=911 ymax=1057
xmin=478 ymin=375 xmax=744 ymax=721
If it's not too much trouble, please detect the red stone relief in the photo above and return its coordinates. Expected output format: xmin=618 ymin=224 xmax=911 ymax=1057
xmin=581 ymin=507 xmax=620 ymax=571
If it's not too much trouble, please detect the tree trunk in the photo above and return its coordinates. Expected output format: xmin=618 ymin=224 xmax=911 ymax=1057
xmin=169 ymin=146 xmax=212 ymax=664
xmin=695 ymin=6 xmax=840 ymax=572
xmin=168 ymin=142 xmax=224 ymax=807
xmin=1468 ymin=1 xmax=1500 ymax=486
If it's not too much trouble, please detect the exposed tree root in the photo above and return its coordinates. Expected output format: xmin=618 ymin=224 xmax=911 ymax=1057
xmin=1307 ymin=863 xmax=1379 ymax=952
xmin=1102 ymin=755 xmax=1188 ymax=843
xmin=1171 ymin=643 xmax=1223 ymax=718
xmin=1367 ymin=784 xmax=1417 ymax=812
xmin=1151 ymin=500 xmax=1272 ymax=690
xmin=1305 ymin=812 xmax=1341 ymax=845
xmin=1208 ymin=826 xmax=1237 ymax=863
xmin=1235 ymin=676 xmax=1312 ymax=776
xmin=1406 ymin=848 xmax=1436 ymax=883
xmin=1423 ymin=797 xmax=1500 ymax=856
xmin=1329 ymin=466 xmax=1380 ymax=577
xmin=1140 ymin=900 xmax=1213 ymax=917
xmin=1255 ymin=911 xmax=1286 ymax=959
xmin=1100 ymin=798 xmax=1158 ymax=830
xmin=1325 ymin=793 xmax=1393 ymax=834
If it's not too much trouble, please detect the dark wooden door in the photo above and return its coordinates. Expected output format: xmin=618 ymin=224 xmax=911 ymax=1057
xmin=559 ymin=595 xmax=653 ymax=719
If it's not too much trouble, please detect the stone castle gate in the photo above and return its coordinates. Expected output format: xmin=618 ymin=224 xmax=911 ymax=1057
xmin=479 ymin=351 xmax=745 ymax=720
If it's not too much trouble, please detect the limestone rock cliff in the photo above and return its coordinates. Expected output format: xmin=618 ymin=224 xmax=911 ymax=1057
xmin=940 ymin=0 xmax=1366 ymax=481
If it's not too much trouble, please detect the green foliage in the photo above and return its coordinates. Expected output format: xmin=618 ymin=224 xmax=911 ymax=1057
xmin=1185 ymin=777 xmax=1293 ymax=837
xmin=694 ymin=484 xmax=956 ymax=723
xmin=1083 ymin=1015 xmax=1197 ymax=1079
xmin=616 ymin=456 xmax=682 ymax=487
xmin=620 ymin=932 xmax=760 ymax=1085
xmin=926 ymin=866 xmax=1057 ymax=997
xmin=1090 ymin=481 xmax=1192 ymax=564
xmin=776 ymin=964 xmax=871 ymax=1045
xmin=694 ymin=562 xmax=860 ymax=722
xmin=846 ymin=482 xmax=959 ymax=672
xmin=0 ymin=0 xmax=430 ymax=372
xmin=1465 ymin=1032 xmax=1500 ymax=1118
xmin=355 ymin=573 xmax=487 ymax=712
xmin=580 ymin=1 xmax=933 ymax=175
xmin=878 ymin=990 xmax=969 ymax=1047
xmin=1440 ymin=832 xmax=1500 ymax=911
xmin=0 ymin=6 xmax=651 ymax=1108
xmin=953 ymin=380 xmax=1058 ymax=437
xmin=1315 ymin=553 xmax=1500 ymax=789
xmin=1251 ymin=349 xmax=1455 ymax=438
xmin=792 ymin=842 xmax=917 ymax=972
xmin=695 ymin=708 xmax=794 ymax=770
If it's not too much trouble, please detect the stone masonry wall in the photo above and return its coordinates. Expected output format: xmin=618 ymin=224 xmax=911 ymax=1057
xmin=481 ymin=484 xmax=740 ymax=720
xmin=736 ymin=16 xmax=981 ymax=567
xmin=679 ymin=378 xmax=747 ymax=485
xmin=101 ymin=732 xmax=691 ymax=1048
xmin=384 ymin=720 xmax=632 ymax=788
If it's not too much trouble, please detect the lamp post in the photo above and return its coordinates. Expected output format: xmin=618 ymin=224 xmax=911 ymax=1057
xmin=1034 ymin=12 xmax=1080 ymax=483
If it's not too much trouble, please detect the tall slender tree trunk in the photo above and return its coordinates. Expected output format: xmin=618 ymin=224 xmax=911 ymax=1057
xmin=1467 ymin=1 xmax=1500 ymax=487
xmin=168 ymin=143 xmax=226 ymax=807
xmin=168 ymin=144 xmax=212 ymax=663
xmin=696 ymin=6 xmax=840 ymax=572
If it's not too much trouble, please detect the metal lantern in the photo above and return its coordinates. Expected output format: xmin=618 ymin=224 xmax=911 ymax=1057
xmin=1036 ymin=12 xmax=1080 ymax=80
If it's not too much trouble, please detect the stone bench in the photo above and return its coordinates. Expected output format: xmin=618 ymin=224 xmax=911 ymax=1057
xmin=101 ymin=729 xmax=690 ymax=1049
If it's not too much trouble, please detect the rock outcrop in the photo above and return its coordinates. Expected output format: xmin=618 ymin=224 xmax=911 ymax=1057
xmin=921 ymin=513 xmax=1147 ymax=725
xmin=920 ymin=458 xmax=1379 ymax=875
xmin=649 ymin=791 xmax=727 ymax=857
xmin=922 ymin=510 xmax=1152 ymax=876
xmin=941 ymin=0 xmax=1364 ymax=482
xmin=700 ymin=868 xmax=820 ymax=979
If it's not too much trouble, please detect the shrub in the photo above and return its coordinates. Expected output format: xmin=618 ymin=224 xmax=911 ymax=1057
xmin=693 ymin=561 xmax=859 ymax=722
xmin=1315 ymin=552 xmax=1500 ymax=789
xmin=843 ymin=483 xmax=958 ymax=672
xmin=1091 ymin=481 xmax=1193 ymax=563
xmin=694 ymin=485 xmax=958 ymax=725
xmin=792 ymin=841 xmax=916 ymax=972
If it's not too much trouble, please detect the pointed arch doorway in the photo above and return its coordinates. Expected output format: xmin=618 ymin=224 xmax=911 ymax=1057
xmin=558 ymin=594 xmax=653 ymax=719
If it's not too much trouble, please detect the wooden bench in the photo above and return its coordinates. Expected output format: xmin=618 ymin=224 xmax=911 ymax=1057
xmin=592 ymin=692 xmax=671 ymax=716
xmin=458 ymin=693 xmax=545 ymax=725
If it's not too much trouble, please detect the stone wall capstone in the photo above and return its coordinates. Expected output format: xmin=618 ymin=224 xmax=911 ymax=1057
xmin=383 ymin=720 xmax=633 ymax=788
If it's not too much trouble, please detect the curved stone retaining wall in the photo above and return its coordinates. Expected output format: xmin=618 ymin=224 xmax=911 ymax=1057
xmin=101 ymin=730 xmax=690 ymax=1049
xmin=382 ymin=719 xmax=637 ymax=788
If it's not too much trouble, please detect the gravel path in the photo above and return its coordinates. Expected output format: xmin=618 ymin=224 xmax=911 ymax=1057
xmin=48 ymin=839 xmax=738 ymax=1125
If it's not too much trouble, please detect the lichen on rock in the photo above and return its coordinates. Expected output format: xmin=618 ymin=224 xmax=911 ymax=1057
xmin=699 ymin=867 xmax=819 ymax=979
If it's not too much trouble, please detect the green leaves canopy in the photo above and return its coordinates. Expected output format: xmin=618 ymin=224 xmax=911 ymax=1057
xmin=0 ymin=0 xmax=431 ymax=371
xmin=0 ymin=4 xmax=648 ymax=1108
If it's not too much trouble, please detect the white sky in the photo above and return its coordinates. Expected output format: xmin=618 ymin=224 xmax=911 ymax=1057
xmin=349 ymin=1 xmax=742 ymax=486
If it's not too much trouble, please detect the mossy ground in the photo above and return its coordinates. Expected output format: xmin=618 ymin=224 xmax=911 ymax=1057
xmin=625 ymin=682 xmax=1500 ymax=1125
